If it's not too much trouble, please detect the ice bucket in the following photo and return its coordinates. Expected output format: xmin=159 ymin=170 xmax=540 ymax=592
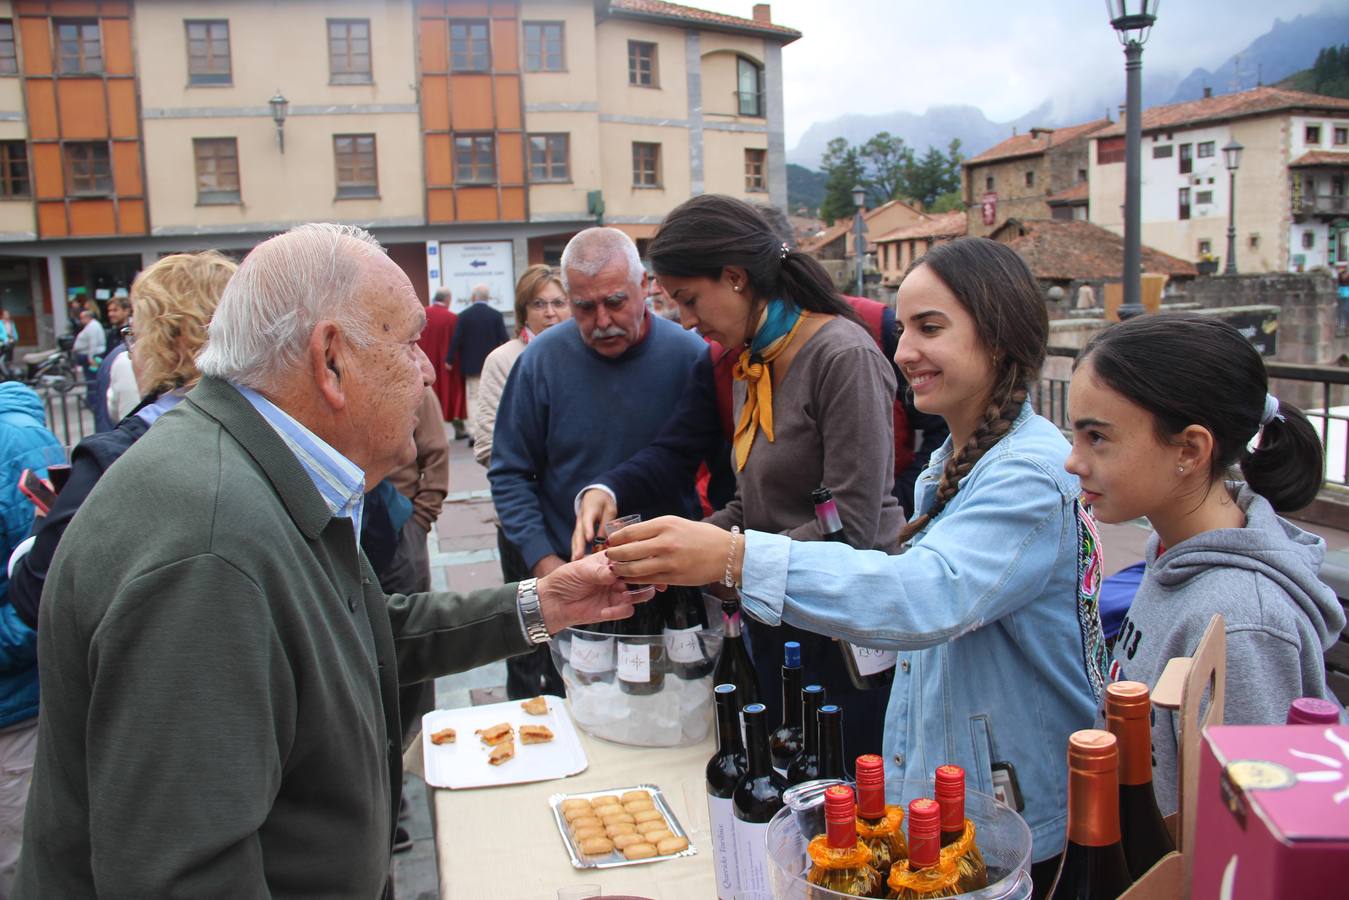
xmin=765 ymin=778 xmax=1033 ymax=899
xmin=550 ymin=594 xmax=724 ymax=747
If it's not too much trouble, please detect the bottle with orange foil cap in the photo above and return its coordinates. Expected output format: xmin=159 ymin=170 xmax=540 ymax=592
xmin=886 ymin=798 xmax=959 ymax=899
xmin=1048 ymin=729 xmax=1133 ymax=900
xmin=1104 ymin=682 xmax=1173 ymax=880
xmin=854 ymin=754 xmax=907 ymax=884
xmin=806 ymin=784 xmax=879 ymax=896
xmin=935 ymin=764 xmax=988 ymax=891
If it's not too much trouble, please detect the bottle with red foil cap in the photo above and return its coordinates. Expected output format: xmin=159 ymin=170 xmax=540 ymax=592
xmin=934 ymin=764 xmax=988 ymax=891
xmin=1104 ymin=682 xmax=1173 ymax=880
xmin=886 ymin=798 xmax=959 ymax=898
xmin=1048 ymin=729 xmax=1132 ymax=900
xmin=854 ymin=753 xmax=907 ymax=884
xmin=1286 ymin=697 xmax=1343 ymax=725
xmin=805 ymin=784 xmax=880 ymax=896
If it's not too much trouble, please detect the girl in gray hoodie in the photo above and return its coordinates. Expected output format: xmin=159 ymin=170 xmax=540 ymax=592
xmin=1064 ymin=312 xmax=1344 ymax=815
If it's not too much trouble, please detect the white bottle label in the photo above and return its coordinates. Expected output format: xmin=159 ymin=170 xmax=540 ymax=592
xmin=848 ymin=642 xmax=898 ymax=677
xmin=733 ymin=817 xmax=772 ymax=893
xmin=707 ymin=793 xmax=740 ymax=898
xmin=616 ymin=640 xmax=651 ymax=682
xmin=663 ymin=625 xmax=705 ymax=664
xmin=571 ymin=636 xmax=614 ymax=674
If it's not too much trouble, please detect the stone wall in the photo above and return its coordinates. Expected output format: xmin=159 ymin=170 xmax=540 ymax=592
xmin=1184 ymin=271 xmax=1339 ymax=365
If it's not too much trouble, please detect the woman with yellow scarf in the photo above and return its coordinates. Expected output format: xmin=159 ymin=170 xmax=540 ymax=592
xmin=644 ymin=195 xmax=902 ymax=758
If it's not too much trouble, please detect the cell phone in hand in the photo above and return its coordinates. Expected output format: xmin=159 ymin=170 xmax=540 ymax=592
xmin=18 ymin=469 xmax=57 ymax=516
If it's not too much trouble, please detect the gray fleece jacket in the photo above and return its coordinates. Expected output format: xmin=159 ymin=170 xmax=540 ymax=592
xmin=1109 ymin=484 xmax=1345 ymax=816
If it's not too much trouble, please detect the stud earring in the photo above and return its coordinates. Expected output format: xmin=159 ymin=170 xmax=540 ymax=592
xmin=1178 ymin=465 xmax=1185 ymax=473
xmin=732 ymin=285 xmax=741 ymax=293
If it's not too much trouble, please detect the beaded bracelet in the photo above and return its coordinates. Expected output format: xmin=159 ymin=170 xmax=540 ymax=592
xmin=723 ymin=526 xmax=741 ymax=588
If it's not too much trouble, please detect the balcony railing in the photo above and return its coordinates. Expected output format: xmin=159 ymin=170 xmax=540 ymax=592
xmin=1294 ymin=193 xmax=1349 ymax=216
xmin=1033 ymin=348 xmax=1349 ymax=492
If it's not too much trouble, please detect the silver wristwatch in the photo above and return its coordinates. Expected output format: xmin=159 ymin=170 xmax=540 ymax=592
xmin=517 ymin=577 xmax=550 ymax=645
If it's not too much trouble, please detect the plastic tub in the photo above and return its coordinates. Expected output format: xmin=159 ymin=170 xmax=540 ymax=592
xmin=550 ymin=595 xmax=724 ymax=747
xmin=765 ymin=779 xmax=1033 ymax=899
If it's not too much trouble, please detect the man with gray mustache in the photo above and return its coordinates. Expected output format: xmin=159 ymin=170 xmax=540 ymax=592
xmin=489 ymin=228 xmax=705 ymax=607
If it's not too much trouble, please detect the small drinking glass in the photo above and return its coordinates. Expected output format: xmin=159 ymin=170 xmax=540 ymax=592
xmin=604 ymin=514 xmax=654 ymax=600
xmin=557 ymin=886 xmax=602 ymax=900
xmin=680 ymin=777 xmax=712 ymax=845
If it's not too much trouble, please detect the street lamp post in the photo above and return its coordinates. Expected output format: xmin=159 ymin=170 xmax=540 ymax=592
xmin=1223 ymin=139 xmax=1244 ymax=275
xmin=851 ymin=184 xmax=867 ymax=297
xmin=1107 ymin=0 xmax=1159 ymax=319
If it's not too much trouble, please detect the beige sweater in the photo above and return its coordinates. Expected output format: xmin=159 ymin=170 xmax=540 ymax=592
xmin=474 ymin=336 xmax=527 ymax=467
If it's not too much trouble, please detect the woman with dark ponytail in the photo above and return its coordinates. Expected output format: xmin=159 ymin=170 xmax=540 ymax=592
xmin=608 ymin=238 xmax=1106 ymax=890
xmin=1067 ymin=312 xmax=1345 ymax=815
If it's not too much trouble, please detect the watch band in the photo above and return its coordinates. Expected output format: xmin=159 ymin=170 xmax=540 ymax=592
xmin=517 ymin=577 xmax=550 ymax=645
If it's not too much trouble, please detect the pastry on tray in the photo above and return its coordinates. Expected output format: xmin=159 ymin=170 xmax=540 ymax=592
xmin=520 ymin=696 xmax=548 ymax=716
xmin=519 ymin=724 xmax=554 ymax=745
xmin=475 ymin=722 xmax=514 ymax=746
xmin=488 ymin=740 xmax=515 ymax=766
xmin=429 ymin=727 xmax=456 ymax=745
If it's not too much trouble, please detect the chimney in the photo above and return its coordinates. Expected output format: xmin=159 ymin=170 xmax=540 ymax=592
xmin=752 ymin=4 xmax=771 ymax=24
xmin=1203 ymin=86 xmax=1212 ymax=99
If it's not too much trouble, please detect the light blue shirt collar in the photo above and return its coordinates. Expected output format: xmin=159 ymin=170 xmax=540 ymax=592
xmin=234 ymin=384 xmax=366 ymax=533
xmin=135 ymin=387 xmax=188 ymax=426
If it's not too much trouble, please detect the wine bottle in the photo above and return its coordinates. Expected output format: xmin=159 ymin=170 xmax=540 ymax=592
xmin=707 ymin=684 xmax=747 ymax=898
xmin=1103 ymin=682 xmax=1173 ymax=879
xmin=663 ymin=586 xmax=714 ymax=680
xmin=1048 ymin=729 xmax=1133 ymax=900
xmin=1286 ymin=696 xmax=1343 ymax=725
xmin=814 ymin=486 xmax=897 ymax=691
xmin=769 ymin=641 xmax=804 ymax=776
xmin=713 ymin=598 xmax=760 ymax=707
xmin=887 ymin=798 xmax=960 ymax=899
xmin=616 ymin=590 xmax=666 ymax=696
xmin=786 ymin=683 xmax=826 ymax=786
xmin=732 ymin=702 xmax=787 ymax=894
xmin=572 ymin=537 xmax=615 ymax=686
xmin=855 ymin=753 xmax=907 ymax=885
xmin=934 ymin=764 xmax=988 ymax=891
xmin=817 ymin=703 xmax=849 ymax=781
xmin=806 ymin=783 xmax=880 ymax=896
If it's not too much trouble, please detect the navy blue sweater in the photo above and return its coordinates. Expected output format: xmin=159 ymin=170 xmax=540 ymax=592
xmin=488 ymin=316 xmax=705 ymax=569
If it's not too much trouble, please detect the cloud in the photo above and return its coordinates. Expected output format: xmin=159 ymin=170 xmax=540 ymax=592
xmin=696 ymin=0 xmax=1336 ymax=145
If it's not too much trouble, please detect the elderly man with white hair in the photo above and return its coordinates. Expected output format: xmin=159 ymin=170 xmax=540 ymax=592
xmin=488 ymin=226 xmax=706 ymax=676
xmin=13 ymin=224 xmax=633 ymax=900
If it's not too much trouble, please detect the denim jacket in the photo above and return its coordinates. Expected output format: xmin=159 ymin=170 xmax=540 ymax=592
xmin=740 ymin=403 xmax=1103 ymax=861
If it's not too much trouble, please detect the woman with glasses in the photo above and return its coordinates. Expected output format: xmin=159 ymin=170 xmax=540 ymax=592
xmin=6 ymin=251 xmax=236 ymax=630
xmin=475 ymin=264 xmax=572 ymax=698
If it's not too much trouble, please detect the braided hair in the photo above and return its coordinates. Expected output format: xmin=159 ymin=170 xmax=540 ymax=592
xmin=897 ymin=238 xmax=1048 ymax=543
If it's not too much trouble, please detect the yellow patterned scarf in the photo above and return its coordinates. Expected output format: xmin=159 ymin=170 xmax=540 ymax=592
xmin=732 ymin=301 xmax=812 ymax=471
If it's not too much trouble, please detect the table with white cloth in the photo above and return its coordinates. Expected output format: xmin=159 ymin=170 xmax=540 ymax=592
xmin=411 ymin=728 xmax=718 ymax=898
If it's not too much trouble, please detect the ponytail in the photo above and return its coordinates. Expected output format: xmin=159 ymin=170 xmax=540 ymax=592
xmin=1240 ymin=401 xmax=1324 ymax=512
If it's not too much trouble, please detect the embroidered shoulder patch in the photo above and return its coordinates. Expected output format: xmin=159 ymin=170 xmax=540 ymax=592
xmin=1075 ymin=498 xmax=1110 ymax=703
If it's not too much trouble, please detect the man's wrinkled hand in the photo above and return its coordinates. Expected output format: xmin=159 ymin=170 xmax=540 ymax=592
xmin=537 ymin=552 xmax=641 ymax=634
xmin=569 ymin=488 xmax=619 ymax=561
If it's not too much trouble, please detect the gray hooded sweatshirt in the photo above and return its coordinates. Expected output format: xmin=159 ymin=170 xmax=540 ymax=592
xmin=1109 ymin=484 xmax=1345 ymax=816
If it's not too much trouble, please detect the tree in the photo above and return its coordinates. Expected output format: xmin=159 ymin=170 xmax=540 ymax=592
xmin=858 ymin=132 xmax=913 ymax=205
xmin=819 ymin=137 xmax=864 ymax=224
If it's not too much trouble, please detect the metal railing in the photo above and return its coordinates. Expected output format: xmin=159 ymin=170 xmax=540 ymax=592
xmin=1032 ymin=349 xmax=1349 ymax=491
xmin=1294 ymin=193 xmax=1349 ymax=216
xmin=37 ymin=382 xmax=95 ymax=448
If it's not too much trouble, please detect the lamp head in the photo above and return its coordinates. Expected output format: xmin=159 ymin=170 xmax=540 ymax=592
xmin=269 ymin=91 xmax=289 ymax=127
xmin=1223 ymin=139 xmax=1244 ymax=172
xmin=851 ymin=184 xmax=867 ymax=210
xmin=1106 ymin=0 xmax=1159 ymax=45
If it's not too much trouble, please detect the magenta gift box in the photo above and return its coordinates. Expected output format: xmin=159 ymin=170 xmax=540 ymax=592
xmin=1191 ymin=724 xmax=1349 ymax=899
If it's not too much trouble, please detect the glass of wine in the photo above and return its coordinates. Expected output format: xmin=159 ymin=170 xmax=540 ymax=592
xmin=604 ymin=514 xmax=655 ymax=600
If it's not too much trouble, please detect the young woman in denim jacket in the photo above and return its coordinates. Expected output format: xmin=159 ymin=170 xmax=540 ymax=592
xmin=607 ymin=238 xmax=1108 ymax=894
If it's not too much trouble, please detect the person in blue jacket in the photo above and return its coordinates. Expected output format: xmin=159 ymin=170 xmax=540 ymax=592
xmin=607 ymin=238 xmax=1108 ymax=897
xmin=0 ymin=381 xmax=64 ymax=895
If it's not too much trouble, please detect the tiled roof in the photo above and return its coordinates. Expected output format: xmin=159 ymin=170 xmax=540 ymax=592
xmin=991 ymin=218 xmax=1197 ymax=282
xmin=800 ymin=198 xmax=923 ymax=253
xmin=1046 ymin=182 xmax=1090 ymax=205
xmin=1290 ymin=150 xmax=1349 ymax=168
xmin=607 ymin=1 xmax=801 ymax=41
xmin=872 ymin=211 xmax=968 ymax=243
xmin=965 ymin=119 xmax=1113 ymax=166
xmin=1097 ymin=86 xmax=1349 ymax=137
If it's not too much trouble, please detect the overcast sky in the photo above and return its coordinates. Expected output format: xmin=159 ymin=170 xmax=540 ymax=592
xmin=697 ymin=0 xmax=1343 ymax=148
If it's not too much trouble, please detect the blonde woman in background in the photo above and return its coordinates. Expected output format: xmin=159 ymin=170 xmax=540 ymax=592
xmin=476 ymin=264 xmax=571 ymax=698
xmin=7 ymin=251 xmax=236 ymax=629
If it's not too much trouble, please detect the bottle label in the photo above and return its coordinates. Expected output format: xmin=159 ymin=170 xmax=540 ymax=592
xmin=707 ymin=792 xmax=740 ymax=897
xmin=732 ymin=818 xmax=772 ymax=893
xmin=664 ymin=625 xmax=705 ymax=664
xmin=848 ymin=642 xmax=897 ymax=677
xmin=616 ymin=641 xmax=651 ymax=682
xmin=723 ymin=610 xmax=742 ymax=637
xmin=571 ymin=636 xmax=614 ymax=674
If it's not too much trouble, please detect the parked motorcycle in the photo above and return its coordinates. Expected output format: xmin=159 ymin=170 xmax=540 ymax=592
xmin=22 ymin=333 xmax=78 ymax=393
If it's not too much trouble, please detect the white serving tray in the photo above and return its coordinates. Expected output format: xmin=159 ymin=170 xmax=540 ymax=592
xmin=421 ymin=694 xmax=588 ymax=790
